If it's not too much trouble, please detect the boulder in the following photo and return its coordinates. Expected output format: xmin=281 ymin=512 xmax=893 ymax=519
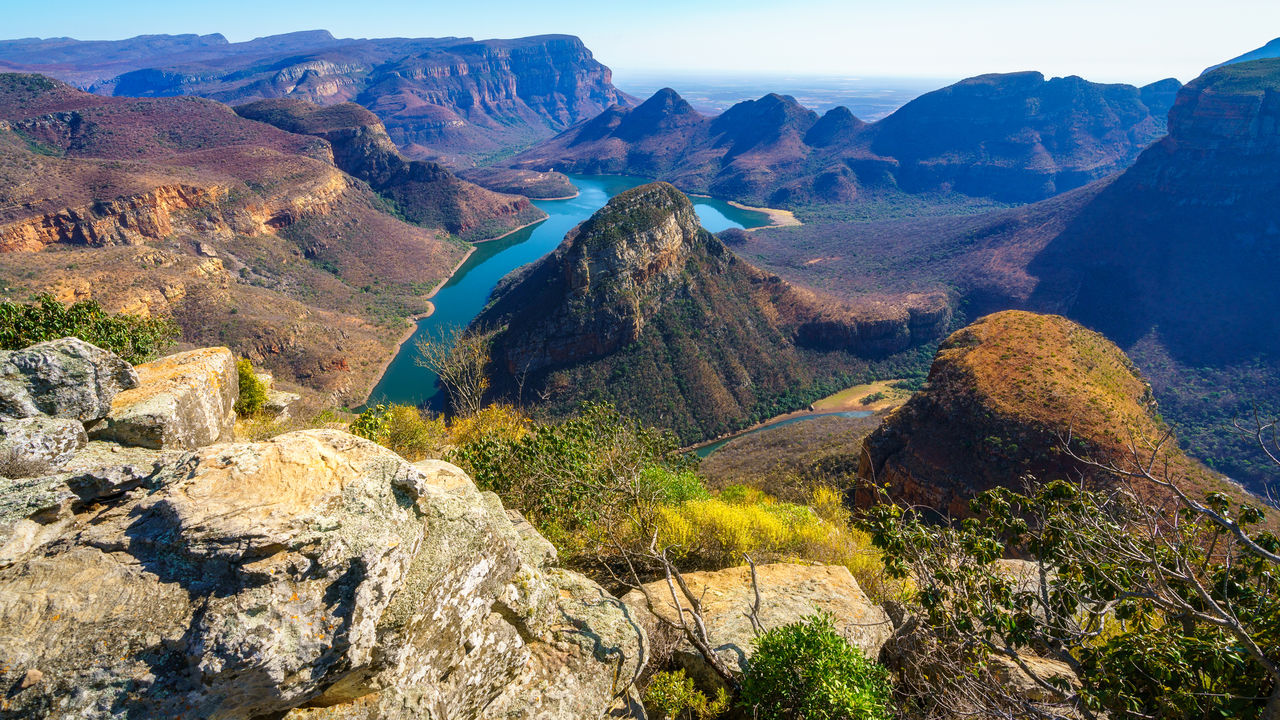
xmin=623 ymin=563 xmax=891 ymax=688
xmin=0 ymin=337 xmax=138 ymax=421
xmin=0 ymin=430 xmax=643 ymax=719
xmin=91 ymin=346 xmax=238 ymax=449
xmin=0 ymin=417 xmax=87 ymax=478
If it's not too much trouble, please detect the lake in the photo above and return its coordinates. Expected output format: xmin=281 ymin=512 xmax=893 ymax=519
xmin=365 ymin=174 xmax=772 ymax=408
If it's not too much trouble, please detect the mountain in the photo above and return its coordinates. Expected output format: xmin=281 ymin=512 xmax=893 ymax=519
xmin=0 ymin=73 xmax=472 ymax=403
xmin=509 ymin=72 xmax=1179 ymax=206
xmin=470 ymin=182 xmax=946 ymax=441
xmin=1206 ymin=37 xmax=1280 ymax=73
xmin=234 ymin=98 xmax=545 ymax=241
xmin=869 ymin=72 xmax=1179 ymax=202
xmin=858 ymin=311 xmax=1249 ymax=516
xmin=741 ymin=58 xmax=1280 ymax=492
xmin=0 ymin=32 xmax=632 ymax=162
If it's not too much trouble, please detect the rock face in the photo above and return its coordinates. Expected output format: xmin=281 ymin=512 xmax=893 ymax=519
xmin=857 ymin=311 xmax=1235 ymax=516
xmin=623 ymin=563 xmax=891 ymax=688
xmin=0 ymin=32 xmax=632 ymax=161
xmin=0 ymin=417 xmax=87 ymax=479
xmin=474 ymin=182 xmax=900 ymax=442
xmin=0 ymin=429 xmax=644 ymax=719
xmin=235 ymin=99 xmax=546 ymax=241
xmin=0 ymin=337 xmax=138 ymax=421
xmin=91 ymin=346 xmax=238 ymax=449
xmin=511 ymin=74 xmax=1177 ymax=206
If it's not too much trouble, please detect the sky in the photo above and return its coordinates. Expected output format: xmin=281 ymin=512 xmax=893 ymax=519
xmin=4 ymin=0 xmax=1279 ymax=85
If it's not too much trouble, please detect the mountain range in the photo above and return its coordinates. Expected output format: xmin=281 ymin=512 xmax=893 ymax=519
xmin=509 ymin=72 xmax=1180 ymax=205
xmin=0 ymin=31 xmax=632 ymax=163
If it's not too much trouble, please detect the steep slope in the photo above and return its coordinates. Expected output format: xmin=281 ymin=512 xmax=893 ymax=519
xmin=0 ymin=32 xmax=631 ymax=161
xmin=235 ymin=98 xmax=545 ymax=240
xmin=0 ymin=73 xmax=469 ymax=402
xmin=858 ymin=311 xmax=1246 ymax=516
xmin=472 ymin=182 xmax=944 ymax=441
xmin=510 ymin=73 xmax=1178 ymax=206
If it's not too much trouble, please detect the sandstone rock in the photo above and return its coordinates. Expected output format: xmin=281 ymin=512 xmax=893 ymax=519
xmin=0 ymin=430 xmax=643 ymax=719
xmin=265 ymin=388 xmax=302 ymax=420
xmin=0 ymin=337 xmax=138 ymax=421
xmin=91 ymin=346 xmax=238 ymax=449
xmin=0 ymin=417 xmax=87 ymax=478
xmin=623 ymin=563 xmax=891 ymax=688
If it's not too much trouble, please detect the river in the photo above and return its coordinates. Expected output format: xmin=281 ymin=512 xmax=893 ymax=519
xmin=366 ymin=174 xmax=772 ymax=408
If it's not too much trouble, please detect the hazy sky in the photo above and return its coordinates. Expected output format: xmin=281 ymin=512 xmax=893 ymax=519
xmin=5 ymin=0 xmax=1278 ymax=85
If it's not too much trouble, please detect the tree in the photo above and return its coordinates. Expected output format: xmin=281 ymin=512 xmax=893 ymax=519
xmin=860 ymin=424 xmax=1280 ymax=720
xmin=414 ymin=325 xmax=490 ymax=417
xmin=0 ymin=294 xmax=178 ymax=363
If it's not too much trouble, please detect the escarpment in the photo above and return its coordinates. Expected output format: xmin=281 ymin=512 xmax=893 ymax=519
xmin=473 ymin=182 xmax=939 ymax=442
xmin=0 ymin=338 xmax=645 ymax=719
xmin=0 ymin=32 xmax=632 ymax=161
xmin=235 ymin=98 xmax=546 ymax=240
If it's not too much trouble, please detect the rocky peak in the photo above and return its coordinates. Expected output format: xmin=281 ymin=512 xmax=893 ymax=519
xmin=479 ymin=182 xmax=715 ymax=376
xmin=614 ymin=87 xmax=703 ymax=140
xmin=711 ymin=92 xmax=819 ymax=151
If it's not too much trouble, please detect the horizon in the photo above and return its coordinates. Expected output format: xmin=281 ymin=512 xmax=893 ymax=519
xmin=4 ymin=0 xmax=1279 ymax=86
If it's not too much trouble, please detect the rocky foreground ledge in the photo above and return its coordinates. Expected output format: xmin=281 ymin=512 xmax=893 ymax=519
xmin=0 ymin=339 xmax=911 ymax=719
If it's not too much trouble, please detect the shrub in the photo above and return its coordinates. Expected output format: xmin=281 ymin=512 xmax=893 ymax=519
xmin=449 ymin=402 xmax=685 ymax=553
xmin=0 ymin=293 xmax=178 ymax=363
xmin=349 ymin=403 xmax=447 ymax=462
xmin=638 ymin=485 xmax=896 ymax=600
xmin=739 ymin=612 xmax=893 ymax=720
xmin=446 ymin=404 xmax=530 ymax=447
xmin=234 ymin=359 xmax=268 ymax=416
xmin=643 ymin=670 xmax=728 ymax=720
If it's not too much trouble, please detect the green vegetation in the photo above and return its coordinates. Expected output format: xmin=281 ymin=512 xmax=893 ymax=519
xmin=643 ymin=670 xmax=728 ymax=720
xmin=349 ymin=403 xmax=450 ymax=462
xmin=861 ymin=478 xmax=1280 ymax=718
xmin=0 ymin=293 xmax=178 ymax=363
xmin=740 ymin=612 xmax=894 ymax=720
xmin=234 ymin=359 xmax=268 ymax=416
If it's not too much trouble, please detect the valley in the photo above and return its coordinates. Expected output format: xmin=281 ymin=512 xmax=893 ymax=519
xmin=2 ymin=17 xmax=1280 ymax=719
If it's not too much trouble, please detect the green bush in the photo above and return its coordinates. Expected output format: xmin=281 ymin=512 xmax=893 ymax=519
xmin=348 ymin=403 xmax=447 ymax=461
xmin=0 ymin=294 xmax=179 ymax=363
xmin=448 ymin=402 xmax=686 ymax=552
xmin=234 ymin=359 xmax=269 ymax=416
xmin=643 ymin=670 xmax=728 ymax=720
xmin=740 ymin=612 xmax=893 ymax=720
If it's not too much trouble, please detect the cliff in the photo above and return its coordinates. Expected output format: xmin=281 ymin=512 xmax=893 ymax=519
xmin=0 ymin=32 xmax=632 ymax=161
xmin=235 ymin=98 xmax=545 ymax=240
xmin=0 ymin=73 xmax=470 ymax=404
xmin=857 ymin=311 xmax=1238 ymax=517
xmin=510 ymin=73 xmax=1178 ymax=206
xmin=474 ymin=182 xmax=939 ymax=441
